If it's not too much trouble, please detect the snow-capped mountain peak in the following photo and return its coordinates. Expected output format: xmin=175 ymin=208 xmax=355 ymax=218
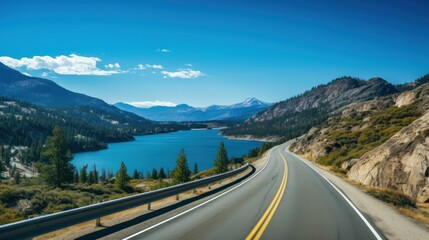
xmin=229 ymin=98 xmax=269 ymax=108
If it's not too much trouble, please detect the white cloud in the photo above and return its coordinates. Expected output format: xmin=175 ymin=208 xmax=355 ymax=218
xmin=136 ymin=64 xmax=146 ymax=70
xmin=161 ymin=68 xmax=204 ymax=79
xmin=105 ymin=63 xmax=120 ymax=69
xmin=157 ymin=49 xmax=170 ymax=53
xmin=41 ymin=72 xmax=49 ymax=77
xmin=22 ymin=72 xmax=32 ymax=77
xmin=126 ymin=100 xmax=177 ymax=108
xmin=184 ymin=63 xmax=192 ymax=67
xmin=145 ymin=64 xmax=163 ymax=69
xmin=0 ymin=54 xmax=121 ymax=76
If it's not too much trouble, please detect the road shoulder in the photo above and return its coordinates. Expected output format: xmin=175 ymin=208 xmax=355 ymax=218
xmin=288 ymin=148 xmax=429 ymax=240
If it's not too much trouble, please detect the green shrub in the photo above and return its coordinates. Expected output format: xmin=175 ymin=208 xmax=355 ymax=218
xmin=29 ymin=195 xmax=48 ymax=214
xmin=316 ymin=103 xmax=421 ymax=167
xmin=0 ymin=204 xmax=25 ymax=224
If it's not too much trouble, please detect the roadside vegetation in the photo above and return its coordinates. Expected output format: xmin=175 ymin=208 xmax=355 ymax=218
xmin=316 ymin=102 xmax=421 ymax=169
xmin=0 ymin=127 xmax=256 ymax=225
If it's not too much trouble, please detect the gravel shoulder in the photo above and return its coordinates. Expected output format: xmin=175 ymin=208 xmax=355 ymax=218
xmin=287 ymin=147 xmax=429 ymax=240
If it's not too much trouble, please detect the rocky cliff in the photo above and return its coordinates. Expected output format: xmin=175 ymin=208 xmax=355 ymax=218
xmin=348 ymin=86 xmax=429 ymax=202
xmin=292 ymin=83 xmax=429 ymax=202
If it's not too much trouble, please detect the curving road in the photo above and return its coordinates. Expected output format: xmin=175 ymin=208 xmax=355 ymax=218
xmin=100 ymin=142 xmax=384 ymax=240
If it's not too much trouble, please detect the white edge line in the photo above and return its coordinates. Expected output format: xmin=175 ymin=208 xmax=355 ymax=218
xmin=285 ymin=147 xmax=383 ymax=240
xmin=122 ymin=147 xmax=275 ymax=240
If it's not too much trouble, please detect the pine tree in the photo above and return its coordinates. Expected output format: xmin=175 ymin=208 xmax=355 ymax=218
xmin=0 ymin=145 xmax=3 ymax=161
xmin=3 ymin=146 xmax=10 ymax=167
xmin=151 ymin=168 xmax=158 ymax=179
xmin=88 ymin=170 xmax=95 ymax=185
xmin=14 ymin=171 xmax=21 ymax=184
xmin=93 ymin=164 xmax=98 ymax=184
xmin=172 ymin=149 xmax=191 ymax=184
xmin=115 ymin=162 xmax=129 ymax=190
xmin=132 ymin=169 xmax=140 ymax=179
xmin=41 ymin=126 xmax=74 ymax=187
xmin=193 ymin=163 xmax=199 ymax=175
xmin=74 ymin=168 xmax=79 ymax=183
xmin=0 ymin=146 xmax=4 ymax=171
xmin=0 ymin=159 xmax=4 ymax=174
xmin=159 ymin=167 xmax=166 ymax=179
xmin=214 ymin=142 xmax=229 ymax=174
xmin=79 ymin=165 xmax=88 ymax=183
xmin=0 ymin=146 xmax=5 ymax=173
xmin=101 ymin=168 xmax=107 ymax=182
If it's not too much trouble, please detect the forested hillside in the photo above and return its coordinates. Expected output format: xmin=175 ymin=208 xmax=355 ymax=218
xmin=0 ymin=97 xmax=192 ymax=168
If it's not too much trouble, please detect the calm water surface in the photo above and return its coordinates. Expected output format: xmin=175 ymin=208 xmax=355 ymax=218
xmin=73 ymin=129 xmax=262 ymax=174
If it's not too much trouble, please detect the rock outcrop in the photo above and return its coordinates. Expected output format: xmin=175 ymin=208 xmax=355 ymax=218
xmin=348 ymin=112 xmax=429 ymax=202
xmin=292 ymin=83 xmax=429 ymax=202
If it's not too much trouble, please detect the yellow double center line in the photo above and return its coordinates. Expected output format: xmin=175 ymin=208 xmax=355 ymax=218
xmin=246 ymin=150 xmax=288 ymax=240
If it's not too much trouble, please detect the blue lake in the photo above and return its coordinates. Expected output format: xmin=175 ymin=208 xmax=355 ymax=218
xmin=73 ymin=129 xmax=262 ymax=175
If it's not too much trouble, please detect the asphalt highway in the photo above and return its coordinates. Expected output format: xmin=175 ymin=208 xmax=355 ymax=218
xmin=101 ymin=142 xmax=384 ymax=240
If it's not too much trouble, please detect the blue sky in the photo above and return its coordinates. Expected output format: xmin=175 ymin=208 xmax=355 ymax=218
xmin=1 ymin=0 xmax=428 ymax=107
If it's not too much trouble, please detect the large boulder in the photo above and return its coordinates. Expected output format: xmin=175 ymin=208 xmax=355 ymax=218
xmin=348 ymin=112 xmax=429 ymax=202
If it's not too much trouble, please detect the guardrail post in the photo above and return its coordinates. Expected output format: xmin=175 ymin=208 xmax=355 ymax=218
xmin=192 ymin=188 xmax=196 ymax=194
xmin=95 ymin=217 xmax=101 ymax=227
xmin=148 ymin=202 xmax=151 ymax=210
xmin=208 ymin=184 xmax=211 ymax=189
xmin=176 ymin=194 xmax=179 ymax=201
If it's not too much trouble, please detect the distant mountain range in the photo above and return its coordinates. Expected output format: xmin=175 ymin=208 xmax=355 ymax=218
xmin=114 ymin=98 xmax=272 ymax=122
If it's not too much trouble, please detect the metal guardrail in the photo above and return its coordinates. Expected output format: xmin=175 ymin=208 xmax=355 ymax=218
xmin=0 ymin=164 xmax=249 ymax=239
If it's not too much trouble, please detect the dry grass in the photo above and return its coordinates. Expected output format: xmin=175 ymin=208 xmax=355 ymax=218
xmin=245 ymin=157 xmax=259 ymax=164
xmin=399 ymin=204 xmax=429 ymax=225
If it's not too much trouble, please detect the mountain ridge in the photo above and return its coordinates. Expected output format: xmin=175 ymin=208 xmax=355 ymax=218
xmin=114 ymin=98 xmax=271 ymax=122
xmin=0 ymin=62 xmax=112 ymax=111
xmin=222 ymin=76 xmax=398 ymax=139
xmin=0 ymin=63 xmax=192 ymax=154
